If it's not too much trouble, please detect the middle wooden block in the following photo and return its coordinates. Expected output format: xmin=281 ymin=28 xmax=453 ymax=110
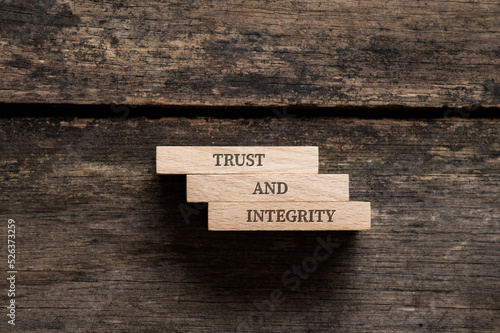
xmin=186 ymin=174 xmax=349 ymax=202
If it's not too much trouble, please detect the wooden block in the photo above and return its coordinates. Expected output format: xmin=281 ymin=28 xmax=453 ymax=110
xmin=156 ymin=146 xmax=318 ymax=174
xmin=187 ymin=174 xmax=349 ymax=202
xmin=208 ymin=202 xmax=371 ymax=231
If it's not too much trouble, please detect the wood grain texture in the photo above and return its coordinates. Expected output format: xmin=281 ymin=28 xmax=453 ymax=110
xmin=0 ymin=116 xmax=499 ymax=332
xmin=156 ymin=146 xmax=318 ymax=174
xmin=187 ymin=174 xmax=349 ymax=202
xmin=209 ymin=202 xmax=370 ymax=231
xmin=1 ymin=0 xmax=500 ymax=107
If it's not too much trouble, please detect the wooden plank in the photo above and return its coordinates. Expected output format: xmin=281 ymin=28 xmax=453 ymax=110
xmin=209 ymin=202 xmax=370 ymax=231
xmin=156 ymin=146 xmax=318 ymax=174
xmin=1 ymin=1 xmax=499 ymax=108
xmin=187 ymin=174 xmax=349 ymax=202
xmin=0 ymin=116 xmax=499 ymax=332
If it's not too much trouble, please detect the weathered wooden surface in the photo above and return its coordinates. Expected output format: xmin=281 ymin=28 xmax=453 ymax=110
xmin=1 ymin=0 xmax=500 ymax=108
xmin=0 ymin=115 xmax=498 ymax=331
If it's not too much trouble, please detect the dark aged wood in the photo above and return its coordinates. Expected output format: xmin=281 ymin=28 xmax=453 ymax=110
xmin=0 ymin=116 xmax=498 ymax=332
xmin=1 ymin=0 xmax=500 ymax=108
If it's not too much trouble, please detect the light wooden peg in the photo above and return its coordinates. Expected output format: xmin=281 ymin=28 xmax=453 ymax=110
xmin=156 ymin=146 xmax=318 ymax=174
xmin=208 ymin=202 xmax=371 ymax=231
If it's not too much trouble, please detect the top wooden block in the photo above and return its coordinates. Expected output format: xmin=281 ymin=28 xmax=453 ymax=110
xmin=156 ymin=146 xmax=318 ymax=174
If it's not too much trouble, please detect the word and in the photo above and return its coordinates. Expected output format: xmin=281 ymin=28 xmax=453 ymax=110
xmin=252 ymin=182 xmax=288 ymax=195
xmin=247 ymin=209 xmax=336 ymax=223
xmin=213 ymin=153 xmax=265 ymax=167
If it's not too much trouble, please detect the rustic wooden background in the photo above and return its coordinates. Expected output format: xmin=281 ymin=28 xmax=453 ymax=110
xmin=0 ymin=112 xmax=498 ymax=332
xmin=0 ymin=0 xmax=499 ymax=107
xmin=1 ymin=0 xmax=499 ymax=331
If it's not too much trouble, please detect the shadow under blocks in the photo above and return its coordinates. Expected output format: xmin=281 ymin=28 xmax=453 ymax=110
xmin=157 ymin=174 xmax=359 ymax=330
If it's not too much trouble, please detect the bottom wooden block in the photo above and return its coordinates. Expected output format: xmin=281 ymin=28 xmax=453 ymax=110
xmin=208 ymin=202 xmax=371 ymax=231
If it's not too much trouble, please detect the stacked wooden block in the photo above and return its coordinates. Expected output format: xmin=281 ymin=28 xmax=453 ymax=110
xmin=156 ymin=147 xmax=370 ymax=231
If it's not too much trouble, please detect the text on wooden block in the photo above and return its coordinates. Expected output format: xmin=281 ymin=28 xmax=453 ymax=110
xmin=187 ymin=174 xmax=349 ymax=202
xmin=208 ymin=202 xmax=370 ymax=231
xmin=156 ymin=146 xmax=318 ymax=174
